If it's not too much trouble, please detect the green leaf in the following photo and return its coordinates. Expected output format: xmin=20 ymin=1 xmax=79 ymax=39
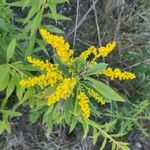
xmin=22 ymin=88 xmax=35 ymax=102
xmin=112 ymin=142 xmax=116 ymax=150
xmin=53 ymin=56 xmax=69 ymax=75
xmin=16 ymin=86 xmax=25 ymax=101
xmin=80 ymin=118 xmax=89 ymax=139
xmin=30 ymin=12 xmax=42 ymax=36
xmin=6 ymin=39 xmax=16 ymax=63
xmin=48 ymin=0 xmax=57 ymax=21
xmin=29 ymin=110 xmax=40 ymax=123
xmin=22 ymin=0 xmax=31 ymax=10
xmin=0 ymin=73 xmax=10 ymax=92
xmin=8 ymin=1 xmax=29 ymax=7
xmin=0 ymin=109 xmax=22 ymax=117
xmin=44 ymin=13 xmax=71 ymax=21
xmin=89 ymin=101 xmax=100 ymax=116
xmin=24 ymin=0 xmax=41 ymax=23
xmin=37 ymin=85 xmax=58 ymax=100
xmin=92 ymin=127 xmax=99 ymax=145
xmin=44 ymin=25 xmax=65 ymax=34
xmin=100 ymin=138 xmax=107 ymax=150
xmin=0 ymin=121 xmax=5 ymax=134
xmin=6 ymin=75 xmax=17 ymax=98
xmin=83 ymin=78 xmax=124 ymax=102
xmin=55 ymin=0 xmax=69 ymax=4
xmin=25 ymin=35 xmax=35 ymax=58
xmin=0 ymin=65 xmax=9 ymax=82
xmin=3 ymin=115 xmax=11 ymax=133
xmin=86 ymin=63 xmax=108 ymax=76
xmin=0 ymin=18 xmax=10 ymax=32
xmin=63 ymin=98 xmax=73 ymax=124
xmin=15 ymin=63 xmax=38 ymax=71
xmin=74 ymin=57 xmax=87 ymax=71
xmin=45 ymin=106 xmax=54 ymax=115
xmin=37 ymin=39 xmax=49 ymax=56
xmin=69 ymin=118 xmax=77 ymax=132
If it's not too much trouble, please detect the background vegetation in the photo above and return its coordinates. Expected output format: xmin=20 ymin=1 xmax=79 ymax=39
xmin=0 ymin=0 xmax=149 ymax=149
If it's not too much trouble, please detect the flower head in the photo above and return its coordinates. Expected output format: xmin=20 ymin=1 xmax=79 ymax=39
xmin=96 ymin=41 xmax=116 ymax=58
xmin=78 ymin=92 xmax=90 ymax=118
xmin=19 ymin=57 xmax=63 ymax=87
xmin=102 ymin=67 xmax=136 ymax=80
xmin=88 ymin=88 xmax=105 ymax=105
xmin=39 ymin=29 xmax=74 ymax=65
xmin=80 ymin=46 xmax=97 ymax=60
xmin=48 ymin=78 xmax=77 ymax=106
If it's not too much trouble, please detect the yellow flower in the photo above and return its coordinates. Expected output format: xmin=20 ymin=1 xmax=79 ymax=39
xmin=102 ymin=67 xmax=136 ymax=80
xmin=78 ymin=92 xmax=90 ymax=118
xmin=39 ymin=28 xmax=74 ymax=65
xmin=19 ymin=74 xmax=47 ymax=87
xmin=80 ymin=46 xmax=97 ymax=60
xmin=88 ymin=88 xmax=105 ymax=105
xmin=48 ymin=78 xmax=77 ymax=106
xmin=95 ymin=41 xmax=116 ymax=58
xmin=19 ymin=57 xmax=63 ymax=87
xmin=45 ymin=68 xmax=63 ymax=86
xmin=27 ymin=56 xmax=51 ymax=71
xmin=80 ymin=42 xmax=116 ymax=62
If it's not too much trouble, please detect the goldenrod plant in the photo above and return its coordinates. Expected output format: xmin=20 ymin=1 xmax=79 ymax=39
xmin=0 ymin=0 xmax=70 ymax=135
xmin=19 ymin=29 xmax=137 ymax=150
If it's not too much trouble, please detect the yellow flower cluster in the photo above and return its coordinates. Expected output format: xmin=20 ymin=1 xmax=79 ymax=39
xmin=27 ymin=56 xmax=51 ymax=71
xmin=19 ymin=57 xmax=63 ymax=87
xmin=80 ymin=46 xmax=97 ymax=60
xmin=20 ymin=75 xmax=47 ymax=87
xmin=45 ymin=68 xmax=63 ymax=86
xmin=96 ymin=41 xmax=116 ymax=58
xmin=48 ymin=78 xmax=77 ymax=106
xmin=39 ymin=29 xmax=74 ymax=64
xmin=78 ymin=92 xmax=90 ymax=118
xmin=80 ymin=42 xmax=116 ymax=64
xmin=88 ymin=88 xmax=105 ymax=105
xmin=102 ymin=67 xmax=136 ymax=80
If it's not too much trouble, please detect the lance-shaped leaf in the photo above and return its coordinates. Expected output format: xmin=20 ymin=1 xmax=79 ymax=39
xmin=83 ymin=77 xmax=124 ymax=102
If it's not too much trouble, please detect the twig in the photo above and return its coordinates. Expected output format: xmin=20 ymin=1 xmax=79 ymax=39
xmin=73 ymin=0 xmax=80 ymax=49
xmin=76 ymin=38 xmax=91 ymax=46
xmin=114 ymin=0 xmax=125 ymax=40
xmin=123 ymin=59 xmax=150 ymax=70
xmin=92 ymin=0 xmax=102 ymax=46
xmin=66 ymin=0 xmax=99 ymax=38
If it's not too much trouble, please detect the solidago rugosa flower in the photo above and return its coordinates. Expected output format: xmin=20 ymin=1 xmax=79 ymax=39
xmin=78 ymin=92 xmax=90 ymax=118
xmin=88 ymin=88 xmax=105 ymax=105
xmin=19 ymin=29 xmax=136 ymax=119
xmin=80 ymin=46 xmax=97 ymax=60
xmin=102 ymin=67 xmax=136 ymax=80
xmin=80 ymin=41 xmax=116 ymax=61
xmin=48 ymin=78 xmax=77 ymax=106
xmin=39 ymin=28 xmax=74 ymax=64
xmin=19 ymin=57 xmax=63 ymax=87
xmin=96 ymin=41 xmax=116 ymax=58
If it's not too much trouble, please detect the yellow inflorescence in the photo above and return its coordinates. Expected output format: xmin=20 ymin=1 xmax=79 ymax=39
xmin=80 ymin=46 xmax=97 ymax=60
xmin=48 ymin=78 xmax=77 ymax=106
xmin=78 ymin=92 xmax=90 ymax=118
xmin=96 ymin=41 xmax=116 ymax=58
xmin=102 ymin=67 xmax=136 ymax=80
xmin=20 ymin=75 xmax=47 ymax=87
xmin=27 ymin=56 xmax=51 ymax=71
xmin=39 ymin=28 xmax=74 ymax=64
xmin=80 ymin=42 xmax=116 ymax=65
xmin=88 ymin=88 xmax=105 ymax=105
xmin=19 ymin=57 xmax=63 ymax=87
